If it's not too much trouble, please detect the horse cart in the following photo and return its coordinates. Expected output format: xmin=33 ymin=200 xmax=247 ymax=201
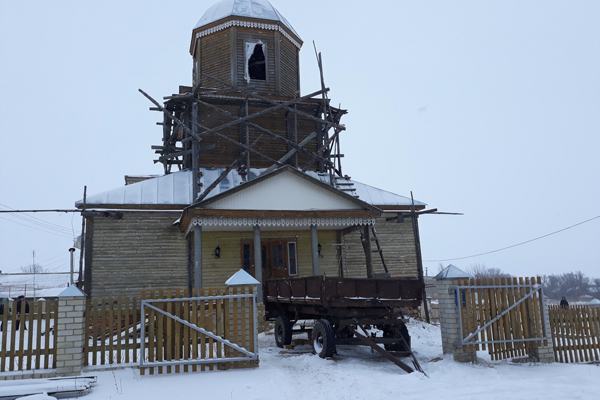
xmin=263 ymin=276 xmax=425 ymax=373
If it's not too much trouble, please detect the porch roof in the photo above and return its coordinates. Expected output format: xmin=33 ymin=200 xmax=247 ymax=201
xmin=179 ymin=167 xmax=381 ymax=232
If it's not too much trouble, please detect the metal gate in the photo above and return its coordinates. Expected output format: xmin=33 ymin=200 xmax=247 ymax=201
xmin=140 ymin=286 xmax=258 ymax=374
xmin=456 ymin=277 xmax=550 ymax=360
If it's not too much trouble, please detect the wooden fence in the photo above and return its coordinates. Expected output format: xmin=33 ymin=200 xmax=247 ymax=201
xmin=84 ymin=286 xmax=257 ymax=374
xmin=141 ymin=286 xmax=257 ymax=375
xmin=0 ymin=299 xmax=58 ymax=372
xmin=84 ymin=297 xmax=141 ymax=367
xmin=457 ymin=277 xmax=547 ymax=361
xmin=549 ymin=305 xmax=600 ymax=363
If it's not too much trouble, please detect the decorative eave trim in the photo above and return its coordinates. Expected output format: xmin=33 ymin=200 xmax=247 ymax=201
xmin=185 ymin=216 xmax=376 ymax=236
xmin=195 ymin=20 xmax=302 ymax=49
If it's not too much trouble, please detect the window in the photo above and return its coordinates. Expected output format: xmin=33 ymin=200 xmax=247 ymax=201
xmin=245 ymin=41 xmax=266 ymax=83
xmin=288 ymin=242 xmax=298 ymax=276
xmin=240 ymin=238 xmax=297 ymax=278
xmin=242 ymin=244 xmax=251 ymax=272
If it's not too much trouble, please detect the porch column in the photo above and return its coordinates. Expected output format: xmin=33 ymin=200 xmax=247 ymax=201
xmin=253 ymin=224 xmax=263 ymax=301
xmin=310 ymin=224 xmax=320 ymax=276
xmin=363 ymin=225 xmax=374 ymax=278
xmin=194 ymin=224 xmax=202 ymax=290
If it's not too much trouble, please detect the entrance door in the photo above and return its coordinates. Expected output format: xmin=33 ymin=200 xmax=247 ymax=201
xmin=241 ymin=239 xmax=298 ymax=279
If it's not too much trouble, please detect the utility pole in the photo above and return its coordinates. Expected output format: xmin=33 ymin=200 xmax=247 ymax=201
xmin=33 ymin=250 xmax=36 ymax=302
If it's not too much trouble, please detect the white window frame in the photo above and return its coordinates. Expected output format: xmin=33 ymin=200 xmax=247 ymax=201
xmin=244 ymin=40 xmax=267 ymax=83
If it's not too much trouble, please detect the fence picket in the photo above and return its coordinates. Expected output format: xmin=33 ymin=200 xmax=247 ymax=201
xmin=549 ymin=305 xmax=600 ymax=363
xmin=1 ymin=288 xmax=258 ymax=376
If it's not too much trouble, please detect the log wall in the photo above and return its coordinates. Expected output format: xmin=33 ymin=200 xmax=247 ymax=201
xmin=194 ymin=27 xmax=300 ymax=97
xmin=87 ymin=212 xmax=188 ymax=299
xmin=195 ymin=99 xmax=321 ymax=169
xmin=197 ymin=29 xmax=232 ymax=90
xmin=342 ymin=215 xmax=419 ymax=279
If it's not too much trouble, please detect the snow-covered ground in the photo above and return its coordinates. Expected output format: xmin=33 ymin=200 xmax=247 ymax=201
xmin=72 ymin=320 xmax=600 ymax=400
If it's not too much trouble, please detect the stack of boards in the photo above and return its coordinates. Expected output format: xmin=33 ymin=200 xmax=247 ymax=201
xmin=0 ymin=376 xmax=96 ymax=400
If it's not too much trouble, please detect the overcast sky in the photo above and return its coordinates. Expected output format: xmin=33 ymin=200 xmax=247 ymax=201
xmin=1 ymin=0 xmax=598 ymax=279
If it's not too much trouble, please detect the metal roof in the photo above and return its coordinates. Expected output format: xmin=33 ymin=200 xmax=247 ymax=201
xmin=76 ymin=168 xmax=426 ymax=210
xmin=194 ymin=0 xmax=301 ymax=39
xmin=434 ymin=264 xmax=471 ymax=280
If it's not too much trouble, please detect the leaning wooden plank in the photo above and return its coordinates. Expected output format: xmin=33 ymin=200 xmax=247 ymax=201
xmin=351 ymin=327 xmax=414 ymax=374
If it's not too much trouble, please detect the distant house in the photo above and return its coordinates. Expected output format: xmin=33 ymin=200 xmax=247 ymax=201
xmin=0 ymin=273 xmax=71 ymax=299
xmin=75 ymin=0 xmax=429 ymax=300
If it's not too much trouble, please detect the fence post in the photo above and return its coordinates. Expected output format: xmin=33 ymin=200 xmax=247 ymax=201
xmin=55 ymin=286 xmax=87 ymax=376
xmin=528 ymin=288 xmax=555 ymax=363
xmin=434 ymin=265 xmax=476 ymax=363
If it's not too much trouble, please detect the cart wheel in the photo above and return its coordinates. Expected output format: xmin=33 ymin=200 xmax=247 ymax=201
xmin=275 ymin=315 xmax=292 ymax=348
xmin=312 ymin=319 xmax=336 ymax=358
xmin=383 ymin=323 xmax=411 ymax=352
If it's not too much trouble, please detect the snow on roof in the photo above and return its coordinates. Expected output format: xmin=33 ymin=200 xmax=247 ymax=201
xmin=77 ymin=168 xmax=426 ymax=210
xmin=58 ymin=285 xmax=86 ymax=297
xmin=225 ymin=269 xmax=260 ymax=286
xmin=0 ymin=273 xmax=71 ymax=298
xmin=194 ymin=0 xmax=300 ymax=39
xmin=435 ymin=264 xmax=471 ymax=280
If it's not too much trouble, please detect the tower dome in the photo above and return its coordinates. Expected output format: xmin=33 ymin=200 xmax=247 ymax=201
xmin=194 ymin=0 xmax=301 ymax=40
xmin=190 ymin=0 xmax=302 ymax=96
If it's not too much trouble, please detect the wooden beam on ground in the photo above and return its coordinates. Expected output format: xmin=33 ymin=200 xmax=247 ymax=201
xmin=351 ymin=326 xmax=414 ymax=374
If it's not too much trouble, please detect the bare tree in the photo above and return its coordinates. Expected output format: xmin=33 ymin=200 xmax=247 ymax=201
xmin=20 ymin=263 xmax=45 ymax=274
xmin=437 ymin=263 xmax=446 ymax=274
xmin=543 ymin=271 xmax=593 ymax=300
xmin=465 ymin=263 xmax=511 ymax=279
xmin=590 ymin=278 xmax=600 ymax=297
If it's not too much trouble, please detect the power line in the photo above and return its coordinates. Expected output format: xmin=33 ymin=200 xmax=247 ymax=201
xmin=424 ymin=214 xmax=600 ymax=262
xmin=0 ymin=215 xmax=74 ymax=239
xmin=0 ymin=204 xmax=76 ymax=234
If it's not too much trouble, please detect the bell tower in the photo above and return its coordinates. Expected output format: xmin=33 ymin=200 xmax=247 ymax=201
xmin=190 ymin=0 xmax=303 ymax=97
xmin=150 ymin=0 xmax=347 ymax=201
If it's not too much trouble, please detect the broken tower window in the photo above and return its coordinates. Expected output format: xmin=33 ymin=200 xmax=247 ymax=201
xmin=245 ymin=42 xmax=266 ymax=82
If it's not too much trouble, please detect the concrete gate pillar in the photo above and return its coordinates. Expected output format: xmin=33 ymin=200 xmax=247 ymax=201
xmin=435 ymin=265 xmax=477 ymax=363
xmin=527 ymin=294 xmax=555 ymax=363
xmin=55 ymin=286 xmax=87 ymax=376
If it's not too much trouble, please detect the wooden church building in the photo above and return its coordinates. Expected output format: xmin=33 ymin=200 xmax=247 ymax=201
xmin=76 ymin=0 xmax=428 ymax=300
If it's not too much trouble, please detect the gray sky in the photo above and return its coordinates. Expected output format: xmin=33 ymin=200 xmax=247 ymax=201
xmin=1 ymin=0 xmax=598 ymax=279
